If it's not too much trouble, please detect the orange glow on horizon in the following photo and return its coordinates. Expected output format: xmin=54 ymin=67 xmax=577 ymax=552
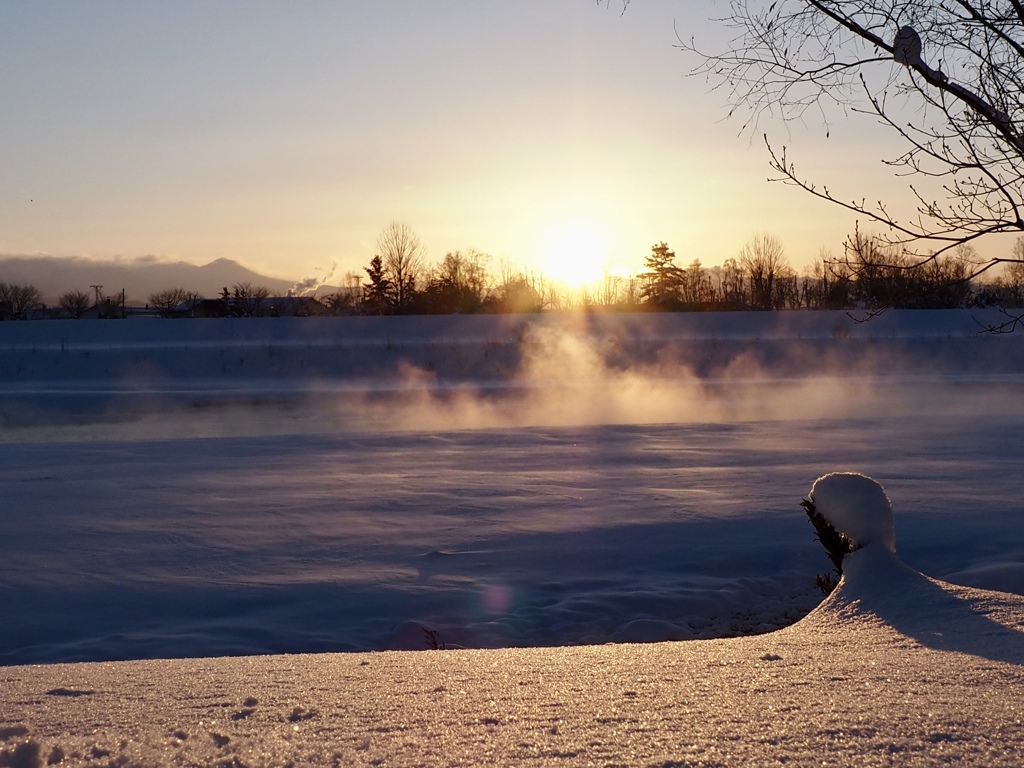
xmin=534 ymin=219 xmax=622 ymax=288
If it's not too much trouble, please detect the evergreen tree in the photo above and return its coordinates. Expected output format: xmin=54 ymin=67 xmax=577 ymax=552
xmin=639 ymin=243 xmax=685 ymax=308
xmin=362 ymin=255 xmax=392 ymax=314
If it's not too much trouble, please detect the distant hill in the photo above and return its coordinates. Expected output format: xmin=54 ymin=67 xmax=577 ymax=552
xmin=0 ymin=255 xmax=324 ymax=305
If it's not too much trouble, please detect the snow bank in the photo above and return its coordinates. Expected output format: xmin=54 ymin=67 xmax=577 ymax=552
xmin=2 ymin=549 xmax=1023 ymax=767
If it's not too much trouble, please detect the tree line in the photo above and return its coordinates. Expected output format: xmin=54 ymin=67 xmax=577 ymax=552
xmin=331 ymin=222 xmax=1024 ymax=315
xmin=3 ymin=223 xmax=1024 ymax=320
xmin=620 ymin=232 xmax=1024 ymax=313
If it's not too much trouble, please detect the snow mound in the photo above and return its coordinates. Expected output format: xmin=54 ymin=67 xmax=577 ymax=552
xmin=808 ymin=472 xmax=895 ymax=551
xmin=799 ymin=473 xmax=1024 ymax=665
xmin=804 ymin=543 xmax=1024 ymax=666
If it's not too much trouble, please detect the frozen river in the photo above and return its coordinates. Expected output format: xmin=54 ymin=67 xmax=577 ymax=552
xmin=2 ymin=310 xmax=1023 ymax=665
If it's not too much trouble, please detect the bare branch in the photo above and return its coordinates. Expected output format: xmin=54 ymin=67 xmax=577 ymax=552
xmin=685 ymin=0 xmax=1024 ymax=284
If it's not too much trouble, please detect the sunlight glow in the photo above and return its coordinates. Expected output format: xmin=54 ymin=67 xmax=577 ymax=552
xmin=537 ymin=221 xmax=614 ymax=288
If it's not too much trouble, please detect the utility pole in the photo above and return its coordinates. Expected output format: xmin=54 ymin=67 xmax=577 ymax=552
xmin=89 ymin=285 xmax=103 ymax=306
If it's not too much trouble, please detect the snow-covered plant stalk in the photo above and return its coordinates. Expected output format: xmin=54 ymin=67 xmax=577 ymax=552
xmin=801 ymin=497 xmax=855 ymax=595
xmin=802 ymin=472 xmax=896 ymax=595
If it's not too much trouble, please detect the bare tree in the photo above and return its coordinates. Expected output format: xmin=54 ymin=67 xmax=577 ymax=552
xmin=840 ymin=225 xmax=978 ymax=307
xmin=682 ymin=1 xmax=1024 ymax=279
xmin=182 ymin=290 xmax=204 ymax=316
xmin=149 ymin=287 xmax=188 ymax=317
xmin=329 ymin=270 xmax=364 ymax=314
xmin=440 ymin=250 xmax=491 ymax=297
xmin=597 ymin=272 xmax=626 ymax=307
xmin=231 ymin=282 xmax=270 ymax=317
xmin=845 ymin=227 xmax=920 ymax=307
xmin=422 ymin=250 xmax=493 ymax=313
xmin=681 ymin=258 xmax=715 ymax=305
xmin=1004 ymin=237 xmax=1024 ymax=305
xmin=59 ymin=289 xmax=93 ymax=319
xmin=376 ymin=221 xmax=425 ymax=313
xmin=493 ymin=272 xmax=544 ymax=314
xmin=0 ymin=282 xmax=43 ymax=320
xmin=147 ymin=287 xmax=204 ymax=318
xmin=719 ymin=257 xmax=746 ymax=308
xmin=739 ymin=234 xmax=791 ymax=310
xmin=804 ymin=248 xmax=854 ymax=309
xmin=622 ymin=275 xmax=643 ymax=306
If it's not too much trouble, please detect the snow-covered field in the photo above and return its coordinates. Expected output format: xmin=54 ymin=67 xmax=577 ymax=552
xmin=2 ymin=309 xmax=1023 ymax=764
xmin=5 ymin=548 xmax=1023 ymax=766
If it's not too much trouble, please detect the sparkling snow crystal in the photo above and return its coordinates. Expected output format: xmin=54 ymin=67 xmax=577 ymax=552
xmin=807 ymin=472 xmax=895 ymax=552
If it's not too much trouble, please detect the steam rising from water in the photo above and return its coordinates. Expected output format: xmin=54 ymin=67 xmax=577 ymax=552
xmin=360 ymin=325 xmax=754 ymax=432
xmin=300 ymin=321 xmax=1018 ymax=439
xmin=2 ymin=311 xmax=1022 ymax=442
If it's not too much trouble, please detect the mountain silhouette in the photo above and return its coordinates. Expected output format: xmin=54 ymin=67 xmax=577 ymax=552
xmin=0 ymin=255 xmax=316 ymax=305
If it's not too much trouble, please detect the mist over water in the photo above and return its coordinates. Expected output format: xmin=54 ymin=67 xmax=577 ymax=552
xmin=1 ymin=310 xmax=1023 ymax=442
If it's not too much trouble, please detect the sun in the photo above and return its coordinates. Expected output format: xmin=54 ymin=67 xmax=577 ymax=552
xmin=537 ymin=222 xmax=613 ymax=288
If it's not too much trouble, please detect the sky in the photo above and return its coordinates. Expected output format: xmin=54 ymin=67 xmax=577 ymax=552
xmin=0 ymin=1 xmax=908 ymax=287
